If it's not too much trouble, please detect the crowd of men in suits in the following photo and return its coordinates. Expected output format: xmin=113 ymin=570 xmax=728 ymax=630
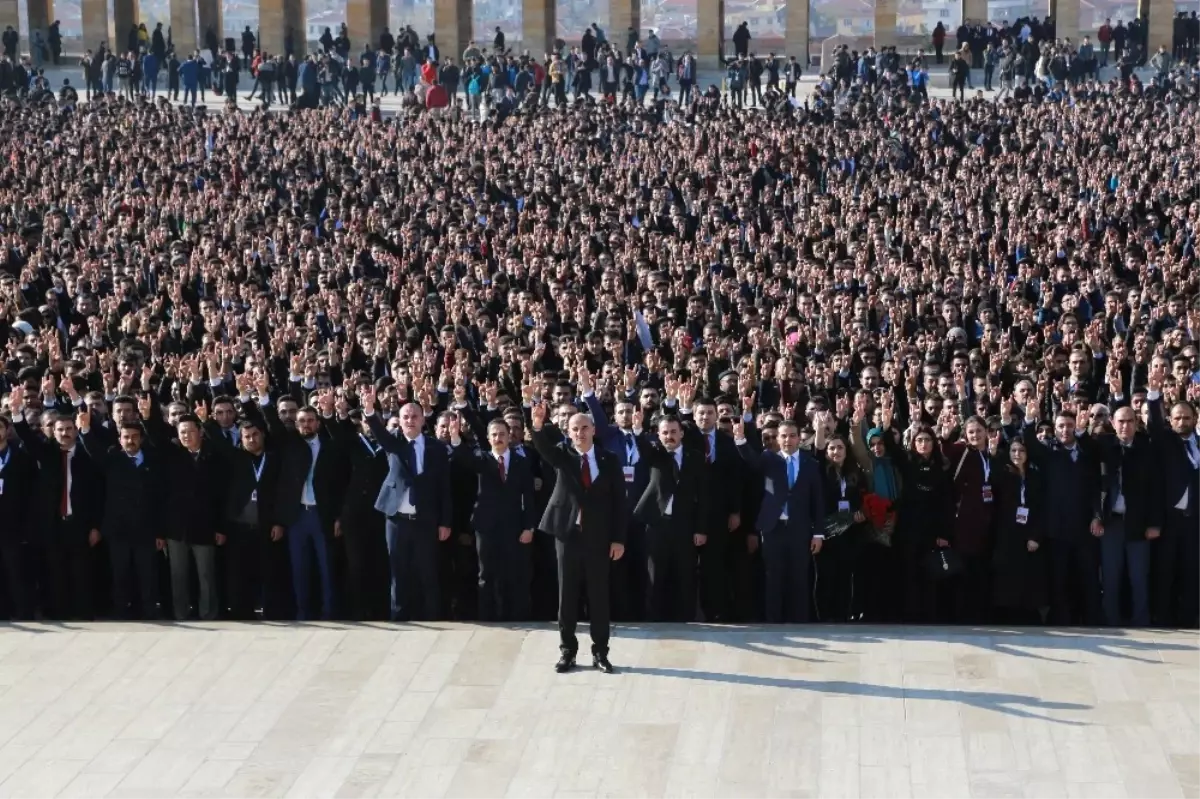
xmin=0 ymin=42 xmax=1198 ymax=643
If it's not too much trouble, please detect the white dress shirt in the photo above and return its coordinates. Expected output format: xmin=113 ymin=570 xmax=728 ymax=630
xmin=399 ymin=434 xmax=425 ymax=514
xmin=574 ymin=446 xmax=599 ymax=524
xmin=664 ymin=447 xmax=683 ymax=516
xmin=302 ymin=436 xmax=320 ymax=506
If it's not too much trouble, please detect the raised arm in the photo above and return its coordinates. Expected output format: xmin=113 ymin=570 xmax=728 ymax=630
xmin=359 ymin=384 xmax=410 ymax=457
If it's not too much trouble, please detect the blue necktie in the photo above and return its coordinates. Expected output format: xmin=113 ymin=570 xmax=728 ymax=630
xmin=787 ymin=455 xmax=797 ymax=489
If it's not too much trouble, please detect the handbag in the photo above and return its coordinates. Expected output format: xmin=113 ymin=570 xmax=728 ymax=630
xmin=822 ymin=510 xmax=855 ymax=539
xmin=923 ymin=547 xmax=964 ymax=580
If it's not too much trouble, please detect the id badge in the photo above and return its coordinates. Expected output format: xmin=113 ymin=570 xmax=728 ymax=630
xmin=250 ymin=489 xmax=258 ymax=502
xmin=1015 ymin=506 xmax=1029 ymax=525
xmin=981 ymin=484 xmax=994 ymax=504
xmin=838 ymin=500 xmax=850 ymax=512
xmin=623 ymin=466 xmax=635 ymax=483
xmin=0 ymin=478 xmax=5 ymax=495
xmin=764 ymin=477 xmax=774 ymax=494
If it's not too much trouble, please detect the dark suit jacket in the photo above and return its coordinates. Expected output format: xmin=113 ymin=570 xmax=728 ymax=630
xmin=365 ymin=412 xmax=452 ymax=528
xmin=633 ymin=443 xmax=712 ymax=535
xmin=79 ymin=433 xmax=166 ymax=542
xmin=265 ymin=402 xmax=345 ymax=534
xmin=160 ymin=442 xmax=229 ymax=545
xmin=530 ymin=425 xmax=627 ymax=545
xmin=678 ymin=413 xmax=745 ymax=521
xmin=453 ymin=445 xmax=538 ymax=534
xmin=1026 ymin=430 xmax=1103 ymax=539
xmin=1148 ymin=395 xmax=1200 ymax=518
xmin=738 ymin=444 xmax=825 ymax=539
xmin=0 ymin=444 xmax=37 ymax=541
xmin=14 ymin=419 xmax=104 ymax=537
xmin=224 ymin=448 xmax=283 ymax=532
xmin=585 ymin=393 xmax=653 ymax=506
xmin=1099 ymin=433 xmax=1164 ymax=540
xmin=336 ymin=434 xmax=391 ymax=528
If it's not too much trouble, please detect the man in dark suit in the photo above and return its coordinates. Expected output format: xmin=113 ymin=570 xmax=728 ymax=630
xmin=670 ymin=386 xmax=744 ymax=622
xmin=155 ymin=414 xmax=229 ymax=621
xmin=1147 ymin=388 xmax=1199 ymax=628
xmin=333 ymin=410 xmax=391 ymax=621
xmin=360 ymin=386 xmax=452 ymax=621
xmin=11 ymin=390 xmax=104 ymax=620
xmin=79 ymin=411 xmax=165 ymax=620
xmin=1026 ymin=412 xmax=1105 ymax=626
xmin=223 ymin=416 xmax=288 ymax=620
xmin=581 ymin=367 xmax=651 ymax=621
xmin=449 ymin=415 xmax=537 ymax=621
xmin=530 ymin=402 xmax=627 ymax=673
xmin=734 ymin=418 xmax=824 ymax=623
xmin=1098 ymin=406 xmax=1162 ymax=627
xmin=267 ymin=397 xmax=344 ymax=621
xmin=634 ymin=415 xmax=711 ymax=622
xmin=0 ymin=415 xmax=37 ymax=619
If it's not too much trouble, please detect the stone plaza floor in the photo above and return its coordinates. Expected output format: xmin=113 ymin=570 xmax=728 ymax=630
xmin=0 ymin=623 xmax=1195 ymax=798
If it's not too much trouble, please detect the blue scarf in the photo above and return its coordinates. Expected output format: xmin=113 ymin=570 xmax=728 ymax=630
xmin=872 ymin=457 xmax=898 ymax=502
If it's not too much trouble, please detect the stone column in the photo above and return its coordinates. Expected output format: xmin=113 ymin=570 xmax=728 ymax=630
xmin=113 ymin=0 xmax=140 ymax=52
xmin=696 ymin=0 xmax=723 ymax=69
xmin=608 ymin=0 xmax=639 ymax=48
xmin=962 ymin=0 xmax=987 ymax=24
xmin=434 ymin=0 xmax=471 ymax=62
xmin=27 ymin=0 xmax=54 ymax=41
xmin=522 ymin=0 xmax=556 ymax=55
xmin=261 ymin=0 xmax=306 ymax=57
xmin=875 ymin=0 xmax=897 ymax=48
xmin=1054 ymin=0 xmax=1078 ymax=41
xmin=196 ymin=0 xmax=222 ymax=51
xmin=0 ymin=0 xmax=17 ymax=41
xmin=171 ymin=0 xmax=198 ymax=56
xmin=1146 ymin=0 xmax=1172 ymax=53
xmin=348 ymin=0 xmax=388 ymax=52
xmin=82 ymin=0 xmax=112 ymax=49
xmin=784 ymin=0 xmax=808 ymax=66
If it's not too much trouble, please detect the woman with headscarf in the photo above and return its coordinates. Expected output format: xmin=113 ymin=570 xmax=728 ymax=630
xmin=848 ymin=395 xmax=904 ymax=622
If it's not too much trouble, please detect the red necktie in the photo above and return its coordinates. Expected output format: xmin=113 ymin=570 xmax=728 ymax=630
xmin=498 ymin=454 xmax=506 ymax=482
xmin=60 ymin=449 xmax=69 ymax=517
xmin=580 ymin=454 xmax=592 ymax=488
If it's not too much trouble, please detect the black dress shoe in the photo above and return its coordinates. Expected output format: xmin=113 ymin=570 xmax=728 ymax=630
xmin=555 ymin=653 xmax=577 ymax=673
xmin=593 ymin=654 xmax=615 ymax=674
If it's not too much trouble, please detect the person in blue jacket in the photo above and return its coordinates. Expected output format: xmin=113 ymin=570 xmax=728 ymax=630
xmin=178 ymin=53 xmax=199 ymax=106
xmin=141 ymin=50 xmax=159 ymax=96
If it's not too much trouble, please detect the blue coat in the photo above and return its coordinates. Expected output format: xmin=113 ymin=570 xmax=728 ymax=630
xmin=179 ymin=58 xmax=199 ymax=88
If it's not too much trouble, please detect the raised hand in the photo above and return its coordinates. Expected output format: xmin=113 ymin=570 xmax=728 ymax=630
xmin=530 ymin=400 xmax=548 ymax=430
xmin=76 ymin=407 xmax=91 ymax=433
xmin=360 ymin=384 xmax=377 ymax=411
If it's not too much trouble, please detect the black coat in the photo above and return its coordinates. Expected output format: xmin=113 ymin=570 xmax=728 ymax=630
xmin=1099 ymin=433 xmax=1164 ymax=540
xmin=454 ymin=446 xmax=538 ymax=534
xmin=0 ymin=444 xmax=37 ymax=542
xmin=160 ymin=443 xmax=229 ymax=545
xmin=992 ymin=464 xmax=1048 ymax=610
xmin=336 ymin=433 xmax=390 ymax=529
xmin=14 ymin=420 xmax=104 ymax=538
xmin=266 ymin=404 xmax=345 ymax=535
xmin=80 ymin=433 xmax=166 ymax=542
xmin=1148 ymin=395 xmax=1200 ymax=518
xmin=224 ymin=448 xmax=283 ymax=534
xmin=530 ymin=426 xmax=627 ymax=545
xmin=633 ymin=444 xmax=712 ymax=536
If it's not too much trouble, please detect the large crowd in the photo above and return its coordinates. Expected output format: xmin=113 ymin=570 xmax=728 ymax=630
xmin=0 ymin=18 xmax=1196 ymax=635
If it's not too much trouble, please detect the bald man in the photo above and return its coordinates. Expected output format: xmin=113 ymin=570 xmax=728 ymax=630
xmin=530 ymin=404 xmax=627 ymax=673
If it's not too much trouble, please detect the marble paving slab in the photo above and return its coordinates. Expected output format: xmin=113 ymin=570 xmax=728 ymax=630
xmin=0 ymin=623 xmax=1195 ymax=798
